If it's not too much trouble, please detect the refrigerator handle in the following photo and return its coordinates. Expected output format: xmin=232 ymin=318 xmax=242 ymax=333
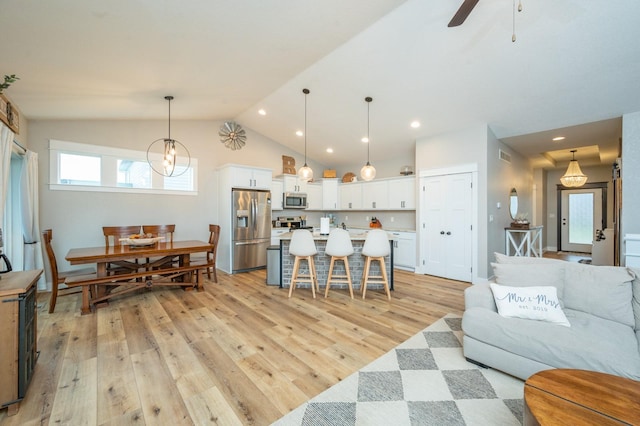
xmin=252 ymin=197 xmax=258 ymax=235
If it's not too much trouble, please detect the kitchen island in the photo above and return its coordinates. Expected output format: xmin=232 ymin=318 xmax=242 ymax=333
xmin=278 ymin=230 xmax=394 ymax=292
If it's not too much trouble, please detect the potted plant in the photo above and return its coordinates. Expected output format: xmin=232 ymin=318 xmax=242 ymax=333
xmin=0 ymin=75 xmax=19 ymax=94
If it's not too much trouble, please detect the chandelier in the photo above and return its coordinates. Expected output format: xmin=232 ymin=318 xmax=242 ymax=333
xmin=560 ymin=150 xmax=588 ymax=187
xmin=147 ymin=96 xmax=190 ymax=177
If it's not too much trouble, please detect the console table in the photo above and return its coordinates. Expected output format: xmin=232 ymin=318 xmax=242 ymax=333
xmin=0 ymin=269 xmax=42 ymax=416
xmin=505 ymin=226 xmax=543 ymax=257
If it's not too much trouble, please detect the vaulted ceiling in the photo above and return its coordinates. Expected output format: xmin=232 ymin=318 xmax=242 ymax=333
xmin=1 ymin=0 xmax=638 ymax=171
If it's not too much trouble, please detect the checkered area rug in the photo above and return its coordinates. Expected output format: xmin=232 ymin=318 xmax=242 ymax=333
xmin=273 ymin=314 xmax=524 ymax=426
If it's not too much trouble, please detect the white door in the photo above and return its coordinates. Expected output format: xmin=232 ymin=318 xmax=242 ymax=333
xmin=421 ymin=173 xmax=473 ymax=282
xmin=560 ymin=188 xmax=603 ymax=253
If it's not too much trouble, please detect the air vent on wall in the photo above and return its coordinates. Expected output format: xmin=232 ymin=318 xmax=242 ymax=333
xmin=499 ymin=149 xmax=512 ymax=164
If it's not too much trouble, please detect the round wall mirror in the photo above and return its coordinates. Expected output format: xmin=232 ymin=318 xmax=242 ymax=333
xmin=509 ymin=188 xmax=518 ymax=219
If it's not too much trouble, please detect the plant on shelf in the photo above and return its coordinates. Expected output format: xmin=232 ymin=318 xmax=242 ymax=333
xmin=0 ymin=75 xmax=19 ymax=94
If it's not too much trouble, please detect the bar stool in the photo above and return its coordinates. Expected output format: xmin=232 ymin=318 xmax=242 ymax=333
xmin=361 ymin=229 xmax=391 ymax=300
xmin=288 ymin=230 xmax=319 ymax=298
xmin=324 ymin=228 xmax=354 ymax=298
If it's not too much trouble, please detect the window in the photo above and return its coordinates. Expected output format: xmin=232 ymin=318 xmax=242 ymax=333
xmin=49 ymin=139 xmax=197 ymax=195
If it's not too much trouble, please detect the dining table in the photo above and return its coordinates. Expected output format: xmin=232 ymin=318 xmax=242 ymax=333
xmin=65 ymin=239 xmax=213 ymax=314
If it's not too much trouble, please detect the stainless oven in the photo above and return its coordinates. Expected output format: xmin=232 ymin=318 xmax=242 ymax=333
xmin=283 ymin=192 xmax=307 ymax=209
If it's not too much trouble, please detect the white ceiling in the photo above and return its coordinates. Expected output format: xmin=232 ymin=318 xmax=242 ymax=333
xmin=1 ymin=0 xmax=638 ymax=171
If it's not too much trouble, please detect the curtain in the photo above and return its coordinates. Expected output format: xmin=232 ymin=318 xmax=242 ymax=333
xmin=21 ymin=151 xmax=46 ymax=290
xmin=0 ymin=123 xmax=12 ymax=227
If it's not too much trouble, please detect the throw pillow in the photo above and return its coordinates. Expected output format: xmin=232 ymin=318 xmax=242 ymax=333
xmin=491 ymin=262 xmax=567 ymax=306
xmin=490 ymin=283 xmax=571 ymax=327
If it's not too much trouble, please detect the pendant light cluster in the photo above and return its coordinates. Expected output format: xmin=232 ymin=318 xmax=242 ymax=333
xmin=297 ymin=88 xmax=313 ymax=182
xmin=360 ymin=96 xmax=376 ymax=181
xmin=560 ymin=149 xmax=588 ymax=187
xmin=147 ymin=96 xmax=191 ymax=177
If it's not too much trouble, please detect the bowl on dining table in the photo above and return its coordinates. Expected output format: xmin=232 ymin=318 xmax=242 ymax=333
xmin=120 ymin=235 xmax=164 ymax=246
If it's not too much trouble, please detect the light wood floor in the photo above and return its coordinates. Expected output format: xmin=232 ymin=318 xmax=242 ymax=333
xmin=0 ymin=269 xmax=469 ymax=425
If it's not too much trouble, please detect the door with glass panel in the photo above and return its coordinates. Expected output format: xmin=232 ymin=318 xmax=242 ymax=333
xmin=560 ymin=188 xmax=603 ymax=253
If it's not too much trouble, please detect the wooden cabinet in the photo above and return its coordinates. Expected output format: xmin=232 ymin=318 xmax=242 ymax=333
xmin=0 ymin=269 xmax=42 ymax=416
xmin=390 ymin=231 xmax=416 ymax=271
xmin=223 ymin=164 xmax=272 ymax=189
xmin=339 ymin=182 xmax=363 ymax=209
xmin=271 ymin=180 xmax=283 ymax=211
xmin=388 ymin=176 xmax=416 ymax=209
xmin=322 ymin=179 xmax=339 ymax=210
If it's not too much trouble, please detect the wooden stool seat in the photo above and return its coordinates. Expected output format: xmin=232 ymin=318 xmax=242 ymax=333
xmin=288 ymin=230 xmax=319 ymax=298
xmin=361 ymin=229 xmax=391 ymax=300
xmin=324 ymin=228 xmax=354 ymax=298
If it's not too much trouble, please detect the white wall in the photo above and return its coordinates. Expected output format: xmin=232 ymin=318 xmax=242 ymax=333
xmin=621 ymin=111 xmax=640 ymax=264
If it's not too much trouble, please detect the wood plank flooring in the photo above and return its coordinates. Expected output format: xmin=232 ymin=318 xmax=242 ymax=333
xmin=0 ymin=269 xmax=469 ymax=425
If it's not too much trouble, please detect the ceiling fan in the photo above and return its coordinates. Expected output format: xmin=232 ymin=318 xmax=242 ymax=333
xmin=448 ymin=0 xmax=479 ymax=27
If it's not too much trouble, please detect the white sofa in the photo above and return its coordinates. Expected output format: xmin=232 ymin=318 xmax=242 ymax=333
xmin=462 ymin=254 xmax=640 ymax=381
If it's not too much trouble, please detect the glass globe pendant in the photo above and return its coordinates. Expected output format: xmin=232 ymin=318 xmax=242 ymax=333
xmin=297 ymin=88 xmax=313 ymax=182
xmin=360 ymin=96 xmax=376 ymax=181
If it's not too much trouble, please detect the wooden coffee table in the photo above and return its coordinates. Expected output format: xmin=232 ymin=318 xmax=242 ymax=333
xmin=524 ymin=369 xmax=640 ymax=425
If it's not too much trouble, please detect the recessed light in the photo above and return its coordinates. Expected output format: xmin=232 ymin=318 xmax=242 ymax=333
xmin=296 ymin=130 xmax=303 ymax=137
xmin=410 ymin=121 xmax=421 ymax=128
xmin=326 ymin=148 xmax=334 ymax=153
xmin=552 ymin=136 xmax=565 ymax=141
xmin=258 ymin=109 xmax=266 ymax=116
xmin=361 ymin=137 xmax=369 ymax=143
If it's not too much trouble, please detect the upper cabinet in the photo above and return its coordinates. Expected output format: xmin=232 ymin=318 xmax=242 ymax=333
xmin=306 ymin=183 xmax=323 ymax=210
xmin=322 ymin=179 xmax=339 ymax=210
xmin=222 ymin=164 xmax=272 ymax=190
xmin=282 ymin=175 xmax=309 ymax=193
xmin=271 ymin=180 xmax=284 ymax=211
xmin=362 ymin=180 xmax=389 ymax=210
xmin=388 ymin=176 xmax=416 ymax=210
xmin=339 ymin=182 xmax=363 ymax=210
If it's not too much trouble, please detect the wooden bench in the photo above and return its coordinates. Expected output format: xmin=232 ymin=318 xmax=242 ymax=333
xmin=65 ymin=261 xmax=213 ymax=314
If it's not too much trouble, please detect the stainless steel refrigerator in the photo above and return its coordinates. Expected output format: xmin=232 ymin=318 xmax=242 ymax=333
xmin=232 ymin=188 xmax=272 ymax=272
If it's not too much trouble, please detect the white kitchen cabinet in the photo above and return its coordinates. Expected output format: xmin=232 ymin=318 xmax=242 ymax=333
xmin=223 ymin=164 xmax=273 ymax=189
xmin=391 ymin=231 xmax=416 ymax=271
xmin=388 ymin=176 xmax=416 ymax=210
xmin=271 ymin=180 xmax=283 ymax=211
xmin=271 ymin=228 xmax=289 ymax=246
xmin=282 ymin=175 xmax=308 ymax=193
xmin=306 ymin=182 xmax=323 ymax=210
xmin=339 ymin=182 xmax=363 ymax=209
xmin=322 ymin=178 xmax=339 ymax=210
xmin=362 ymin=180 xmax=389 ymax=209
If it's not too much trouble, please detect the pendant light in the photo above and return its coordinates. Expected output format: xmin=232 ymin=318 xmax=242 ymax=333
xmin=560 ymin=149 xmax=588 ymax=187
xmin=360 ymin=96 xmax=376 ymax=181
xmin=297 ymin=88 xmax=313 ymax=182
xmin=147 ymin=95 xmax=191 ymax=177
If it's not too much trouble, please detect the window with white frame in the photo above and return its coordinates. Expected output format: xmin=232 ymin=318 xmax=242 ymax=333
xmin=49 ymin=139 xmax=197 ymax=195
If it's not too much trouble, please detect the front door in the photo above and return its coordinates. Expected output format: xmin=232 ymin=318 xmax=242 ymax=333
xmin=560 ymin=188 xmax=603 ymax=253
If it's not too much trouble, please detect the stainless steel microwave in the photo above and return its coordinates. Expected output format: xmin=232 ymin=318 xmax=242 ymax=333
xmin=283 ymin=192 xmax=307 ymax=209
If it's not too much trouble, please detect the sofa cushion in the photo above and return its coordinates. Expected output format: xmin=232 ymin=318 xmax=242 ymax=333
xmin=563 ymin=263 xmax=635 ymax=327
xmin=490 ymin=284 xmax=570 ymax=326
xmin=491 ymin=262 xmax=567 ymax=306
xmin=626 ymin=267 xmax=640 ymax=331
xmin=463 ymin=307 xmax=640 ymax=380
xmin=494 ymin=252 xmax=565 ymax=265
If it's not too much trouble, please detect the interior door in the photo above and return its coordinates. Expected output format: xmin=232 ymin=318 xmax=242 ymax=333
xmin=560 ymin=188 xmax=603 ymax=253
xmin=421 ymin=173 xmax=472 ymax=282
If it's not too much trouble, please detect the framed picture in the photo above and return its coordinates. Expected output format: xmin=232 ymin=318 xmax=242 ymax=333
xmin=0 ymin=95 xmax=20 ymax=134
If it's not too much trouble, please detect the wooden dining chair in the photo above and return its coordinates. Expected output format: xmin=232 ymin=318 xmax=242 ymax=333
xmin=206 ymin=224 xmax=220 ymax=282
xmin=103 ymin=225 xmax=142 ymax=246
xmin=142 ymin=224 xmax=176 ymax=270
xmin=102 ymin=225 xmax=142 ymax=275
xmin=42 ymin=229 xmax=95 ymax=313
